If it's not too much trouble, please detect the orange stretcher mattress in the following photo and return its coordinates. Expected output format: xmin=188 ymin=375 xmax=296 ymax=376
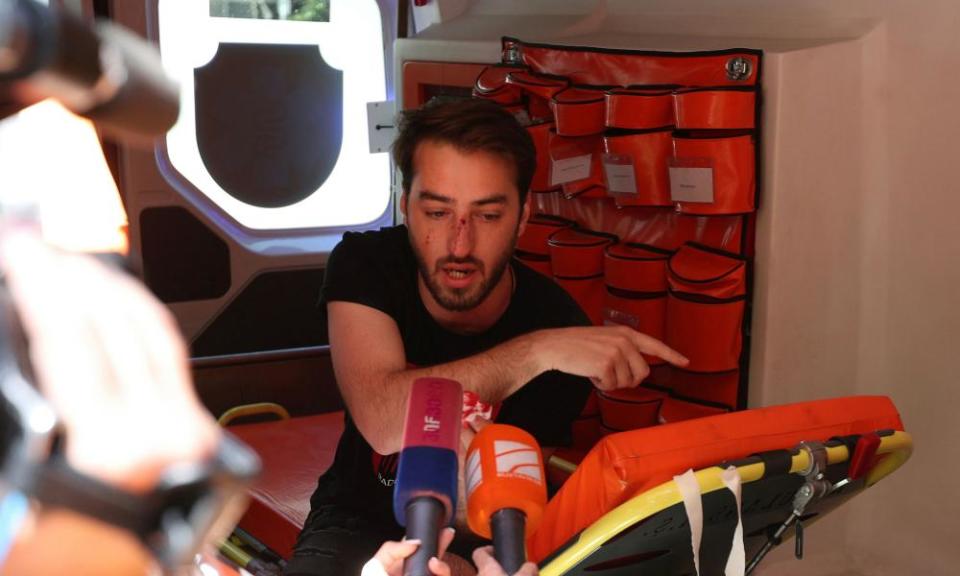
xmin=229 ymin=412 xmax=345 ymax=558
xmin=528 ymin=395 xmax=903 ymax=562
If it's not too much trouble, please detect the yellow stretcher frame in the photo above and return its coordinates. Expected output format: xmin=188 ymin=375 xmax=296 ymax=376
xmin=540 ymin=430 xmax=913 ymax=575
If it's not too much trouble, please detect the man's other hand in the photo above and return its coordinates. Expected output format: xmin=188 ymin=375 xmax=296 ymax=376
xmin=473 ymin=546 xmax=538 ymax=576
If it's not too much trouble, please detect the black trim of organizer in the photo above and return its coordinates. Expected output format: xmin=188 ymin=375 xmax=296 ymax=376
xmin=554 ymin=97 xmax=606 ymax=106
xmin=668 ymin=242 xmax=747 ymax=283
xmin=548 ymin=229 xmax=619 ymax=248
xmin=474 ymin=64 xmax=529 ymax=94
xmin=514 ymin=249 xmax=550 ymax=262
xmin=663 ymin=395 xmax=734 ymax=412
xmin=668 ymin=290 xmax=746 ymax=304
xmin=528 ymin=213 xmax=577 ymax=227
xmin=671 ymin=366 xmax=741 ymax=377
xmin=605 ymin=125 xmax=676 ymax=137
xmin=597 ymin=391 xmax=664 ymax=406
xmin=605 ymin=241 xmax=673 ymax=261
xmin=474 ymin=88 xmax=524 ymax=107
xmin=672 ymin=129 xmax=756 ymax=140
xmin=674 ymin=85 xmax=759 ymax=94
xmin=503 ymin=36 xmax=764 ymax=63
xmin=608 ymin=86 xmax=678 ymax=96
xmin=640 ymin=383 xmax=736 ymax=412
xmin=506 ymin=70 xmax=570 ymax=88
xmin=475 ymin=65 xmax=527 ymax=94
xmin=564 ymin=184 xmax=607 ymax=199
xmin=606 ymin=286 xmax=667 ymax=300
xmin=554 ymin=272 xmax=605 ymax=281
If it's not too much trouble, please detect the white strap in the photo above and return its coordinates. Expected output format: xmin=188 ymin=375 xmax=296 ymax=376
xmin=721 ymin=466 xmax=746 ymax=576
xmin=674 ymin=469 xmax=703 ymax=576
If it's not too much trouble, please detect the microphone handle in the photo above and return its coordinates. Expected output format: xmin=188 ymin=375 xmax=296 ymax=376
xmin=491 ymin=508 xmax=527 ymax=576
xmin=403 ymin=496 xmax=444 ymax=576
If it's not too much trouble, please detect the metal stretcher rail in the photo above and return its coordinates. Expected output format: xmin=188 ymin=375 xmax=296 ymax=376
xmin=191 ymin=345 xmax=331 ymax=369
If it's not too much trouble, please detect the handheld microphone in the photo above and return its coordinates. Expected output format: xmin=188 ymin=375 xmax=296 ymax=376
xmin=0 ymin=0 xmax=179 ymax=140
xmin=466 ymin=424 xmax=547 ymax=575
xmin=393 ymin=377 xmax=463 ymax=576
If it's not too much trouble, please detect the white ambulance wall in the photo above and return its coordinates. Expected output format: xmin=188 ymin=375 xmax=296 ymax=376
xmin=752 ymin=2 xmax=960 ymax=574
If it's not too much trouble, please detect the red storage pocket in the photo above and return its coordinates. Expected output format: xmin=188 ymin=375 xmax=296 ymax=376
xmin=549 ymin=131 xmax=606 ymax=199
xmin=506 ymin=71 xmax=569 ymax=122
xmin=672 ymin=132 xmax=755 ymax=215
xmin=473 ymin=65 xmax=526 ymax=106
xmin=668 ymin=369 xmax=740 ymax=409
xmin=658 ymin=397 xmax=730 ymax=424
xmin=674 ymin=86 xmax=756 ymax=130
xmin=666 ymin=243 xmax=747 ymax=373
xmin=603 ymin=242 xmax=672 ymax=365
xmin=605 ymin=86 xmax=675 ymax=130
xmin=526 ymin=121 xmax=559 ymax=193
xmin=603 ymin=128 xmax=673 ymax=206
xmin=548 ymin=228 xmax=617 ymax=325
xmin=604 ymin=242 xmax=671 ymax=293
xmin=516 ymin=214 xmax=576 ymax=276
xmin=551 ymin=86 xmax=606 ymax=136
xmin=597 ymin=387 xmax=667 ymax=431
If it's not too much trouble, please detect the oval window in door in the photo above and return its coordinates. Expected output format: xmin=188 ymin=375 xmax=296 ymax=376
xmin=158 ymin=0 xmax=390 ymax=229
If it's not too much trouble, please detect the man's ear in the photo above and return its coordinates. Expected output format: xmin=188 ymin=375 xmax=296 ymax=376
xmin=516 ymin=192 xmax=532 ymax=238
xmin=400 ymin=190 xmax=409 ymax=218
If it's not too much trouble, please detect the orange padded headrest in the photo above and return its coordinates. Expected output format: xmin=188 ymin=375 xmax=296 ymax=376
xmin=528 ymin=395 xmax=903 ymax=561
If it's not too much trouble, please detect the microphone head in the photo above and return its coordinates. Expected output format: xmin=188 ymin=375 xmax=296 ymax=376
xmin=465 ymin=424 xmax=547 ymax=539
xmin=393 ymin=377 xmax=463 ymax=527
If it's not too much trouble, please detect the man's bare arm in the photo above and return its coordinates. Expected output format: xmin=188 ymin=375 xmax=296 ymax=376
xmin=329 ymin=301 xmax=687 ymax=456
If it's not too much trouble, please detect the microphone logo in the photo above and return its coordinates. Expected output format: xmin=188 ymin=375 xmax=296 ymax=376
xmin=494 ymin=440 xmax=543 ymax=485
xmin=465 ymin=439 xmax=544 ymax=498
xmin=424 ymin=415 xmax=441 ymax=433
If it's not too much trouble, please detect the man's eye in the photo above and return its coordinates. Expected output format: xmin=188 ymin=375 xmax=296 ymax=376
xmin=426 ymin=210 xmax=448 ymax=219
xmin=480 ymin=213 xmax=502 ymax=222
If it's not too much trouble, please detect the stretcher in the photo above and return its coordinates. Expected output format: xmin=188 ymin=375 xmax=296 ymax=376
xmin=531 ymin=395 xmax=909 ymax=575
xmin=221 ymin=395 xmax=908 ymax=576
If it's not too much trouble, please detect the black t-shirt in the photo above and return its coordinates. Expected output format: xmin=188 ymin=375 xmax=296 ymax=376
xmin=309 ymin=224 xmax=592 ymax=528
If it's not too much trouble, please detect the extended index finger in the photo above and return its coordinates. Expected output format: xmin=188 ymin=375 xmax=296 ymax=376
xmin=630 ymin=330 xmax=689 ymax=367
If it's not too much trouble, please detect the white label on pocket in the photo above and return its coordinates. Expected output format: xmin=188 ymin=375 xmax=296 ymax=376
xmin=551 ymin=153 xmax=592 ymax=186
xmin=603 ymin=157 xmax=637 ymax=195
xmin=669 ymin=166 xmax=714 ymax=203
xmin=604 ymin=307 xmax=640 ymax=330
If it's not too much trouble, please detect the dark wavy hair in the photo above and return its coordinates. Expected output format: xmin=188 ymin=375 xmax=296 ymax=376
xmin=392 ymin=98 xmax=535 ymax=208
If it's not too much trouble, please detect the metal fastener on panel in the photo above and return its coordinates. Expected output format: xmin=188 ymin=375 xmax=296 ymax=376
xmin=726 ymin=56 xmax=753 ymax=81
xmin=502 ymin=44 xmax=522 ymax=65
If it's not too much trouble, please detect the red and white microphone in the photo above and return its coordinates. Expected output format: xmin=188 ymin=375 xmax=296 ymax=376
xmin=393 ymin=377 xmax=463 ymax=576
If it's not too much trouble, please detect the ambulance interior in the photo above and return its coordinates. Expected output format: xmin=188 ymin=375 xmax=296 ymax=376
xmin=2 ymin=0 xmax=958 ymax=574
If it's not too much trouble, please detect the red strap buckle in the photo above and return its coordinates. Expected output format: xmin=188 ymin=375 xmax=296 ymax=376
xmin=848 ymin=432 xmax=881 ymax=481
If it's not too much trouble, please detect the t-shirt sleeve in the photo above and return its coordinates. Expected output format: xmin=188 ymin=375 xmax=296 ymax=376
xmin=321 ymin=232 xmax=400 ymax=320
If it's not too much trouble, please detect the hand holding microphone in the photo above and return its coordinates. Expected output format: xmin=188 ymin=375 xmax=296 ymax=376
xmin=392 ymin=378 xmax=463 ymax=576
xmin=466 ymin=424 xmax=547 ymax=576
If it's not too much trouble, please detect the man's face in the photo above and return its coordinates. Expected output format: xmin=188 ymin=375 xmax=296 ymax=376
xmin=401 ymin=140 xmax=529 ymax=313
